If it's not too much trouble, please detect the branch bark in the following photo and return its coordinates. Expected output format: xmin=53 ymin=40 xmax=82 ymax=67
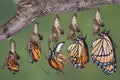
xmin=0 ymin=0 xmax=120 ymax=41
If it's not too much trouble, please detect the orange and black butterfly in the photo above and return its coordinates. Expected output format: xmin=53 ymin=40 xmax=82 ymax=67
xmin=26 ymin=21 xmax=43 ymax=63
xmin=91 ymin=30 xmax=117 ymax=75
xmin=68 ymin=35 xmax=89 ymax=69
xmin=48 ymin=14 xmax=64 ymax=43
xmin=93 ymin=7 xmax=104 ymax=35
xmin=47 ymin=41 xmax=68 ymax=73
xmin=3 ymin=39 xmax=20 ymax=74
xmin=67 ymin=13 xmax=80 ymax=40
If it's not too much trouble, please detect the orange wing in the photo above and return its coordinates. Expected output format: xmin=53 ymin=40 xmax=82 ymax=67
xmin=31 ymin=43 xmax=41 ymax=62
xmin=48 ymin=53 xmax=68 ymax=73
xmin=49 ymin=57 xmax=64 ymax=72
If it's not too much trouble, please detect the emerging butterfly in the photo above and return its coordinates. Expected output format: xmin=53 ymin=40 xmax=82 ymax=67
xmin=93 ymin=7 xmax=104 ymax=35
xmin=26 ymin=21 xmax=43 ymax=63
xmin=3 ymin=39 xmax=20 ymax=74
xmin=68 ymin=35 xmax=89 ymax=69
xmin=91 ymin=30 xmax=117 ymax=76
xmin=48 ymin=14 xmax=64 ymax=43
xmin=47 ymin=41 xmax=68 ymax=73
xmin=67 ymin=13 xmax=80 ymax=40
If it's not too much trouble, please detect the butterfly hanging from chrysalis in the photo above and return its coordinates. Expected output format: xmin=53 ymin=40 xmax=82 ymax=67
xmin=67 ymin=13 xmax=80 ymax=40
xmin=26 ymin=21 xmax=43 ymax=63
xmin=68 ymin=35 xmax=89 ymax=69
xmin=47 ymin=41 xmax=68 ymax=73
xmin=91 ymin=30 xmax=117 ymax=76
xmin=93 ymin=7 xmax=104 ymax=35
xmin=48 ymin=14 xmax=64 ymax=43
xmin=67 ymin=13 xmax=89 ymax=69
xmin=91 ymin=7 xmax=117 ymax=76
xmin=3 ymin=39 xmax=20 ymax=74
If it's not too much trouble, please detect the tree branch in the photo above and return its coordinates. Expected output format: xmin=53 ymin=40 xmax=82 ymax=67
xmin=0 ymin=0 xmax=120 ymax=41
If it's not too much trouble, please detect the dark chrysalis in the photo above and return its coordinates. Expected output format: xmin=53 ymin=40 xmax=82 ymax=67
xmin=26 ymin=21 xmax=43 ymax=63
xmin=3 ymin=39 xmax=20 ymax=74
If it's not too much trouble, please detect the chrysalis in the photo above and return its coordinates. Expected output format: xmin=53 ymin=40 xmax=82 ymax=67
xmin=3 ymin=39 xmax=20 ymax=74
xmin=48 ymin=15 xmax=64 ymax=43
xmin=26 ymin=21 xmax=43 ymax=63
xmin=67 ymin=13 xmax=80 ymax=40
xmin=93 ymin=7 xmax=104 ymax=35
xmin=54 ymin=15 xmax=64 ymax=35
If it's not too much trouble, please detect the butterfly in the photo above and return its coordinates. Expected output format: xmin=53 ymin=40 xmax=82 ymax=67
xmin=26 ymin=21 xmax=43 ymax=63
xmin=48 ymin=15 xmax=64 ymax=43
xmin=3 ymin=39 xmax=20 ymax=74
xmin=91 ymin=30 xmax=117 ymax=75
xmin=47 ymin=41 xmax=68 ymax=73
xmin=68 ymin=35 xmax=89 ymax=69
xmin=93 ymin=7 xmax=104 ymax=35
xmin=67 ymin=13 xmax=80 ymax=40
